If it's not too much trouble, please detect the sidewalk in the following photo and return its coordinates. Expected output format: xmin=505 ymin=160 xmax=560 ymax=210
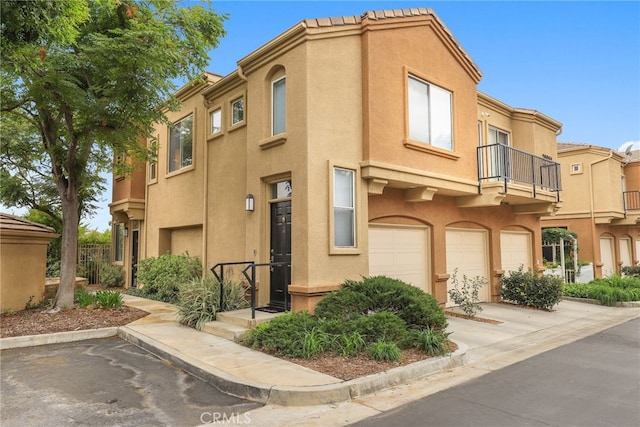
xmin=2 ymin=295 xmax=638 ymax=412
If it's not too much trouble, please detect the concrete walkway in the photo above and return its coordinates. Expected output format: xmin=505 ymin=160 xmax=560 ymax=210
xmin=1 ymin=295 xmax=638 ymax=413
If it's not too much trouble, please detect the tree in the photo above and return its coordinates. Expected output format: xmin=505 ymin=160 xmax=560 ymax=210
xmin=1 ymin=0 xmax=227 ymax=309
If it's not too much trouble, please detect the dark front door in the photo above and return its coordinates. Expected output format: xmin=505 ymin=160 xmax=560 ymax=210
xmin=131 ymin=229 xmax=139 ymax=288
xmin=270 ymin=201 xmax=291 ymax=310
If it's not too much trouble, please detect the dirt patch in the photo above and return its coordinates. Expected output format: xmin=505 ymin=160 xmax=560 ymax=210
xmin=445 ymin=311 xmax=503 ymax=325
xmin=0 ymin=305 xmax=149 ymax=338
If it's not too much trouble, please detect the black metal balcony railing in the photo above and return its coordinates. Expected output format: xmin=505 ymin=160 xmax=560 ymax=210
xmin=477 ymin=144 xmax=562 ymax=199
xmin=623 ymin=190 xmax=640 ymax=212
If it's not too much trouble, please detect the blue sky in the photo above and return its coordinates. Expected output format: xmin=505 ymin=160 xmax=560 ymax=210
xmin=5 ymin=1 xmax=639 ymax=231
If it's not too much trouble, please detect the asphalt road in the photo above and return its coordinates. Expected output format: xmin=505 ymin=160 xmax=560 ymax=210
xmin=0 ymin=336 xmax=262 ymax=427
xmin=353 ymin=318 xmax=640 ymax=427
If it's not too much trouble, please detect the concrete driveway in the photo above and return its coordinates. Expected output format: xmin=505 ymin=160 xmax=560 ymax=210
xmin=0 ymin=337 xmax=261 ymax=427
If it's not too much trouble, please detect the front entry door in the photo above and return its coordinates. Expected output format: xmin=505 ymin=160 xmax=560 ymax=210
xmin=270 ymin=201 xmax=291 ymax=310
xmin=131 ymin=229 xmax=139 ymax=287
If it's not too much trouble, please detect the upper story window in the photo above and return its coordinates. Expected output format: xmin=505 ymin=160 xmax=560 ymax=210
xmin=272 ymin=76 xmax=286 ymax=135
xmin=333 ymin=167 xmax=356 ymax=248
xmin=231 ymin=97 xmax=244 ymax=125
xmin=408 ymin=75 xmax=453 ymax=151
xmin=210 ymin=108 xmax=221 ymax=135
xmin=168 ymin=114 xmax=193 ymax=173
xmin=488 ymin=126 xmax=509 ymax=146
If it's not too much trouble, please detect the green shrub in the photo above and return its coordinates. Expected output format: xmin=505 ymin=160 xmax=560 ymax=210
xmin=301 ymin=327 xmax=333 ymax=358
xmin=315 ymin=276 xmax=447 ymax=330
xmin=447 ymin=269 xmax=485 ymax=317
xmin=412 ymin=327 xmax=451 ymax=357
xmin=135 ymin=252 xmax=202 ymax=303
xmin=177 ymin=275 xmax=249 ymax=330
xmin=351 ymin=311 xmax=409 ymax=345
xmin=74 ymin=289 xmax=96 ymax=308
xmin=622 ymin=265 xmax=640 ymax=278
xmin=368 ymin=341 xmax=401 ymax=362
xmin=100 ymin=264 xmax=125 ymax=288
xmin=94 ymin=290 xmax=123 ymax=309
xmin=243 ymin=311 xmax=318 ymax=358
xmin=500 ymin=267 xmax=563 ymax=310
xmin=563 ymin=275 xmax=640 ymax=305
xmin=335 ymin=332 xmax=366 ymax=357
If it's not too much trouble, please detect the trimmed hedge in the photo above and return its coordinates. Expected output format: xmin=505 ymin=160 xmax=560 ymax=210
xmin=500 ymin=268 xmax=563 ymax=310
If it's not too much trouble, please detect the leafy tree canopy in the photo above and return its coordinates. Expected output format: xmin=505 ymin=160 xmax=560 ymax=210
xmin=1 ymin=0 xmax=227 ymax=308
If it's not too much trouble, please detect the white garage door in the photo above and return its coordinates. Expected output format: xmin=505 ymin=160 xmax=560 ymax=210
xmin=501 ymin=231 xmax=532 ymax=275
xmin=619 ymin=238 xmax=632 ymax=268
xmin=446 ymin=228 xmax=490 ymax=306
xmin=369 ymin=226 xmax=429 ymax=292
xmin=599 ymin=237 xmax=615 ymax=277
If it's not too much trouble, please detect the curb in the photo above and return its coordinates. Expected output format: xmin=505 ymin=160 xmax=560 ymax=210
xmin=562 ymin=296 xmax=640 ymax=308
xmin=0 ymin=327 xmax=119 ymax=350
xmin=117 ymin=325 xmax=467 ymax=407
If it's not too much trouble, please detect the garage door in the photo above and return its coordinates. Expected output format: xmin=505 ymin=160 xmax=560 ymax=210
xmin=446 ymin=228 xmax=490 ymax=306
xmin=619 ymin=238 xmax=632 ymax=268
xmin=501 ymin=231 xmax=532 ymax=275
xmin=599 ymin=237 xmax=615 ymax=277
xmin=369 ymin=226 xmax=429 ymax=292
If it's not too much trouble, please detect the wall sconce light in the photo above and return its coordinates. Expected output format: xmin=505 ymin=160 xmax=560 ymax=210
xmin=245 ymin=194 xmax=255 ymax=212
xmin=123 ymin=226 xmax=129 ymax=237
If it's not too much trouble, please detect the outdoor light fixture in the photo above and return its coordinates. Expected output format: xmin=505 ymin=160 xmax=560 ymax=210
xmin=123 ymin=226 xmax=129 ymax=237
xmin=245 ymin=194 xmax=255 ymax=212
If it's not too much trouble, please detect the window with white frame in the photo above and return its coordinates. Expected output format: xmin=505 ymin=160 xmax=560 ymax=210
xmin=114 ymin=223 xmax=124 ymax=262
xmin=488 ymin=126 xmax=509 ymax=146
xmin=168 ymin=114 xmax=193 ymax=173
xmin=210 ymin=108 xmax=221 ymax=135
xmin=408 ymin=75 xmax=453 ymax=150
xmin=272 ymin=76 xmax=286 ymax=135
xmin=231 ymin=97 xmax=244 ymax=125
xmin=333 ymin=167 xmax=356 ymax=247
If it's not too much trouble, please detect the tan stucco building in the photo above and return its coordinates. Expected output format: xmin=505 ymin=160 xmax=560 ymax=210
xmin=541 ymin=143 xmax=640 ymax=277
xmin=111 ymin=9 xmax=565 ymax=311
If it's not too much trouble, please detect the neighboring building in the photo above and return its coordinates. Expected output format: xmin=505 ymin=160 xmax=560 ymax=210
xmin=541 ymin=143 xmax=640 ymax=277
xmin=111 ymin=8 xmax=563 ymax=311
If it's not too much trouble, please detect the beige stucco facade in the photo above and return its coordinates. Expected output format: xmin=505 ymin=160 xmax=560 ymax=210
xmin=1 ymin=213 xmax=59 ymax=312
xmin=541 ymin=143 xmax=640 ymax=277
xmin=112 ymin=9 xmax=565 ymax=311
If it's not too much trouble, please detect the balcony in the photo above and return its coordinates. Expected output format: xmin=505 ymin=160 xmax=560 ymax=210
xmin=477 ymin=144 xmax=561 ymax=197
xmin=623 ymin=190 xmax=640 ymax=212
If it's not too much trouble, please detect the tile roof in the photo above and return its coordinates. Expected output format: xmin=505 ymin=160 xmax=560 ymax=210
xmin=302 ymin=8 xmax=480 ymax=76
xmin=0 ymin=213 xmax=57 ymax=235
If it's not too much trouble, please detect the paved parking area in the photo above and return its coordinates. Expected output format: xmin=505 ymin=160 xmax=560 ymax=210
xmin=0 ymin=337 xmax=261 ymax=427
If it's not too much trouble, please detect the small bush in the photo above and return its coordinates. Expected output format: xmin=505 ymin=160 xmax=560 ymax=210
xmin=177 ymin=275 xmax=249 ymax=330
xmin=74 ymin=289 xmax=96 ymax=308
xmin=412 ymin=327 xmax=451 ymax=357
xmin=95 ymin=290 xmax=123 ymax=309
xmin=500 ymin=267 xmax=563 ymax=310
xmin=135 ymin=252 xmax=202 ymax=303
xmin=100 ymin=264 xmax=125 ymax=288
xmin=447 ymin=269 xmax=485 ymax=317
xmin=301 ymin=327 xmax=333 ymax=358
xmin=368 ymin=341 xmax=401 ymax=362
xmin=621 ymin=266 xmax=640 ymax=278
xmin=315 ymin=276 xmax=447 ymax=330
xmin=244 ymin=311 xmax=317 ymax=357
xmin=335 ymin=332 xmax=366 ymax=357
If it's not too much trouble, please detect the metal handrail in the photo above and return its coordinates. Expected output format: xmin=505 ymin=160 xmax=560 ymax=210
xmin=477 ymin=144 xmax=561 ymax=198
xmin=212 ymin=260 xmax=291 ymax=320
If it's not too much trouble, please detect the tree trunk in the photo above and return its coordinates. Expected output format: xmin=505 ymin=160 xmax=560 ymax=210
xmin=53 ymin=187 xmax=80 ymax=309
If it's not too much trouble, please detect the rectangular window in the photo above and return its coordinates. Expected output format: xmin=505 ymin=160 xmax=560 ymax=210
xmin=272 ymin=76 xmax=286 ymax=135
xmin=168 ymin=114 xmax=193 ymax=173
xmin=333 ymin=167 xmax=355 ymax=247
xmin=408 ymin=76 xmax=453 ymax=150
xmin=231 ymin=97 xmax=244 ymax=125
xmin=114 ymin=223 xmax=124 ymax=262
xmin=210 ymin=108 xmax=221 ymax=134
xmin=149 ymin=161 xmax=156 ymax=181
xmin=488 ymin=126 xmax=509 ymax=146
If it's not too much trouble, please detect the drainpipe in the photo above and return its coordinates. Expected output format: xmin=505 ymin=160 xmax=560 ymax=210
xmin=237 ymin=64 xmax=248 ymax=82
xmin=588 ymin=149 xmax=613 ymax=276
xmin=202 ymin=100 xmax=209 ymax=277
